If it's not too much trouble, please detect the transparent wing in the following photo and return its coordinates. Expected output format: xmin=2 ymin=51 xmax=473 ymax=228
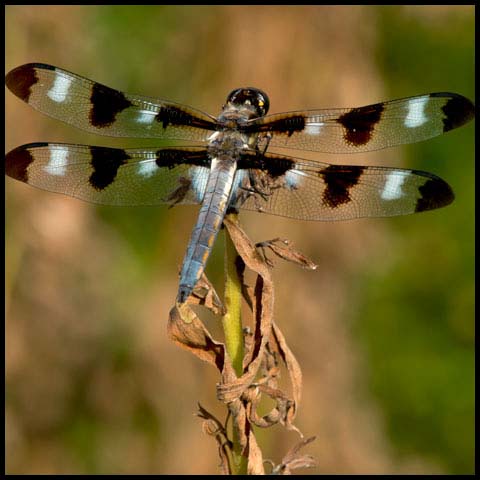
xmin=232 ymin=152 xmax=454 ymax=221
xmin=5 ymin=143 xmax=211 ymax=206
xmin=244 ymin=93 xmax=474 ymax=153
xmin=6 ymin=63 xmax=217 ymax=141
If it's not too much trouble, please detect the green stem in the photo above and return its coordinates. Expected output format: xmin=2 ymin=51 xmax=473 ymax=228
xmin=222 ymin=214 xmax=247 ymax=474
xmin=222 ymin=216 xmax=244 ymax=377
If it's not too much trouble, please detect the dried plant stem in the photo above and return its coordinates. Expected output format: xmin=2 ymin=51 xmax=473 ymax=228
xmin=169 ymin=214 xmax=315 ymax=474
xmin=222 ymin=213 xmax=247 ymax=474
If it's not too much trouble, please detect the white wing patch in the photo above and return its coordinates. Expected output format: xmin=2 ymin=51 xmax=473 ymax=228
xmin=137 ymin=154 xmax=158 ymax=177
xmin=47 ymin=74 xmax=73 ymax=103
xmin=190 ymin=166 xmax=209 ymax=202
xmin=206 ymin=131 xmax=221 ymax=142
xmin=136 ymin=111 xmax=156 ymax=124
xmin=404 ymin=96 xmax=429 ymax=128
xmin=228 ymin=170 xmax=246 ymax=206
xmin=381 ymin=170 xmax=410 ymax=200
xmin=284 ymin=169 xmax=306 ymax=190
xmin=304 ymin=117 xmax=324 ymax=135
xmin=44 ymin=147 xmax=68 ymax=176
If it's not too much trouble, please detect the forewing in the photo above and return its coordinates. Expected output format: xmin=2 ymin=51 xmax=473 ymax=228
xmin=244 ymin=93 xmax=474 ymax=153
xmin=6 ymin=63 xmax=217 ymax=141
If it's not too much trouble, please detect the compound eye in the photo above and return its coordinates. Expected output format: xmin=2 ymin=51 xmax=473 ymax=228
xmin=256 ymin=94 xmax=269 ymax=116
xmin=226 ymin=88 xmax=244 ymax=104
xmin=225 ymin=88 xmax=270 ymax=116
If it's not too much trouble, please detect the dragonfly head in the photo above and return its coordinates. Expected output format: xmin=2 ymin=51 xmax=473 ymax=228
xmin=225 ymin=87 xmax=270 ymax=117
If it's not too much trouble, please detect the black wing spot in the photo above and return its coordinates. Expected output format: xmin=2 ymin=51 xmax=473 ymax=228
xmin=320 ymin=165 xmax=365 ymax=208
xmin=90 ymin=83 xmax=133 ymax=128
xmin=155 ymin=105 xmax=215 ymax=130
xmin=238 ymin=151 xmax=295 ymax=177
xmin=241 ymin=115 xmax=306 ymax=137
xmin=89 ymin=147 xmax=130 ymax=190
xmin=337 ymin=103 xmax=384 ymax=146
xmin=155 ymin=149 xmax=210 ymax=169
xmin=415 ymin=176 xmax=454 ymax=212
xmin=429 ymin=93 xmax=475 ymax=132
xmin=6 ymin=64 xmax=42 ymax=102
xmin=5 ymin=143 xmax=48 ymax=183
xmin=268 ymin=115 xmax=306 ymax=136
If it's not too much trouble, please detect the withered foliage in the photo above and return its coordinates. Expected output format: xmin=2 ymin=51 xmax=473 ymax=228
xmin=168 ymin=215 xmax=317 ymax=474
xmin=256 ymin=238 xmax=318 ymax=271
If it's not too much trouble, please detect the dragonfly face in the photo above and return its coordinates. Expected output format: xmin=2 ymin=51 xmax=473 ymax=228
xmin=5 ymin=63 xmax=475 ymax=303
xmin=224 ymin=87 xmax=270 ymax=117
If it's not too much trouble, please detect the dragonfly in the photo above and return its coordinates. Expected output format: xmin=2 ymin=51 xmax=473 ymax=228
xmin=5 ymin=63 xmax=475 ymax=303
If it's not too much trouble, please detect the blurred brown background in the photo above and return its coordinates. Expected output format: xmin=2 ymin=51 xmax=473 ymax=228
xmin=5 ymin=5 xmax=474 ymax=475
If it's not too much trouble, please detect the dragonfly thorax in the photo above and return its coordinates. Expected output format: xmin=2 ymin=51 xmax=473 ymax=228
xmin=206 ymin=130 xmax=251 ymax=157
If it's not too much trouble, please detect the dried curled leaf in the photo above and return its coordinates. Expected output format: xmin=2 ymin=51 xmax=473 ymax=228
xmin=183 ymin=273 xmax=225 ymax=314
xmin=256 ymin=238 xmax=318 ymax=270
xmin=246 ymin=427 xmax=265 ymax=475
xmin=168 ymin=302 xmax=224 ymax=371
xmin=271 ymin=436 xmax=317 ymax=475
xmin=244 ymin=384 xmax=300 ymax=435
xmin=196 ymin=403 xmax=233 ymax=475
xmin=169 ymin=214 xmax=315 ymax=474
xmin=271 ymin=321 xmax=303 ymax=413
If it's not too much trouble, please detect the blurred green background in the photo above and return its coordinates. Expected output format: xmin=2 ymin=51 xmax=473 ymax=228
xmin=5 ymin=5 xmax=474 ymax=475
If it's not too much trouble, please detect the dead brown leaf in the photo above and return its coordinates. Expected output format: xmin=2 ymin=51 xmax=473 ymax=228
xmin=196 ymin=403 xmax=233 ymax=475
xmin=169 ymin=214 xmax=314 ymax=474
xmin=256 ymin=238 xmax=318 ymax=270
xmin=168 ymin=302 xmax=224 ymax=371
xmin=271 ymin=436 xmax=317 ymax=475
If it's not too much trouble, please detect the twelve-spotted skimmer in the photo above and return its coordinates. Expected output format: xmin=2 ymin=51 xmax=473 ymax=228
xmin=5 ymin=64 xmax=475 ymax=303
